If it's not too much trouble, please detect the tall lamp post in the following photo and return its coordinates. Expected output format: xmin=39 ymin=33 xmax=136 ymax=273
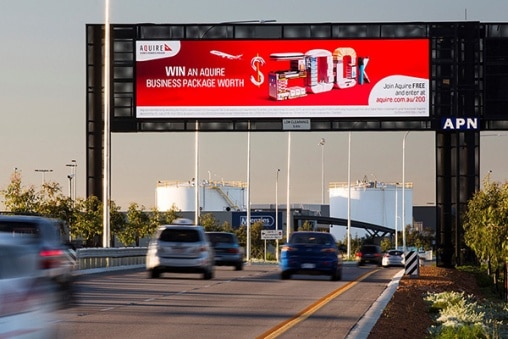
xmin=35 ymin=169 xmax=53 ymax=185
xmin=318 ymin=138 xmax=326 ymax=204
xmin=103 ymin=0 xmax=111 ymax=248
xmin=347 ymin=132 xmax=352 ymax=258
xmin=395 ymin=183 xmax=399 ymax=249
xmin=402 ymin=131 xmax=410 ymax=253
xmin=66 ymin=160 xmax=77 ymax=200
xmin=275 ymin=168 xmax=280 ymax=261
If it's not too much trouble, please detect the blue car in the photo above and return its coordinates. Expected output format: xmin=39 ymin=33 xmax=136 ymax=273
xmin=280 ymin=231 xmax=343 ymax=281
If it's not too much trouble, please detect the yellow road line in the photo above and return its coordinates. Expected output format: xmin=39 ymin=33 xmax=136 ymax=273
xmin=257 ymin=269 xmax=380 ymax=339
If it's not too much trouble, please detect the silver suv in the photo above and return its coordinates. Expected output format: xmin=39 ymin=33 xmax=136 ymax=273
xmin=146 ymin=219 xmax=214 ymax=280
xmin=0 ymin=215 xmax=76 ymax=307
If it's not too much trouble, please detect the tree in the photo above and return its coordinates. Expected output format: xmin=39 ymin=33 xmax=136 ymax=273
xmin=72 ymin=196 xmax=104 ymax=247
xmin=250 ymin=221 xmax=265 ymax=259
xmin=298 ymin=220 xmax=314 ymax=231
xmin=149 ymin=205 xmax=181 ymax=230
xmin=1 ymin=171 xmax=40 ymax=214
xmin=117 ymin=203 xmax=148 ymax=246
xmin=199 ymin=213 xmax=221 ymax=231
xmin=109 ymin=200 xmax=126 ymax=245
xmin=463 ymin=177 xmax=508 ymax=280
xmin=36 ymin=181 xmax=75 ymax=223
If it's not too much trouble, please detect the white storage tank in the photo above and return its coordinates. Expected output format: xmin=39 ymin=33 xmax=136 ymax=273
xmin=156 ymin=180 xmax=247 ymax=212
xmin=329 ymin=180 xmax=413 ymax=240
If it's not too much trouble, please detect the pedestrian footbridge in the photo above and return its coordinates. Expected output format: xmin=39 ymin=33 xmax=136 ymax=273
xmin=293 ymin=215 xmax=394 ymax=238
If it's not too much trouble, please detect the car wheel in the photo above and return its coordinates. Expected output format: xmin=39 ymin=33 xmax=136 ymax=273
xmin=203 ymin=270 xmax=214 ymax=280
xmin=331 ymin=269 xmax=342 ymax=281
xmin=281 ymin=271 xmax=291 ymax=280
xmin=149 ymin=269 xmax=160 ymax=279
xmin=234 ymin=262 xmax=243 ymax=271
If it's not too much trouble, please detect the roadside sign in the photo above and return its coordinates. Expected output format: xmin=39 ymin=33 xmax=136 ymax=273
xmin=283 ymin=119 xmax=311 ymax=130
xmin=261 ymin=230 xmax=283 ymax=240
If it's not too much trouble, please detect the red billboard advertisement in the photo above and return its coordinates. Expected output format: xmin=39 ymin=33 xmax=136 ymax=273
xmin=135 ymin=39 xmax=429 ymax=118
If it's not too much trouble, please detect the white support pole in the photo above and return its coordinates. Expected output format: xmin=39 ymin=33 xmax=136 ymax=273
xmin=195 ymin=121 xmax=200 ymax=224
xmin=246 ymin=125 xmax=251 ymax=262
xmin=402 ymin=131 xmax=409 ymax=253
xmin=102 ymin=0 xmax=111 ymax=248
xmin=275 ymin=168 xmax=280 ymax=261
xmin=286 ymin=132 xmax=291 ymax=242
xmin=347 ymin=132 xmax=351 ymax=258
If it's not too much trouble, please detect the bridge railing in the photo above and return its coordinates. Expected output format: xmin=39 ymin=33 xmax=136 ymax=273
xmin=75 ymin=247 xmax=147 ymax=271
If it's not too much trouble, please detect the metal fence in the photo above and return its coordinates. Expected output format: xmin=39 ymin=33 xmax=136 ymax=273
xmin=76 ymin=247 xmax=147 ymax=271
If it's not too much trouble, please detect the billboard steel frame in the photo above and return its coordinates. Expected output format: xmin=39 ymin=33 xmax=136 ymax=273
xmin=86 ymin=21 xmax=508 ymax=267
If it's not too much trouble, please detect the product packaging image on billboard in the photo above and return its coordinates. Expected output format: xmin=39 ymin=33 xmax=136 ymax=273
xmin=135 ymin=39 xmax=429 ymax=119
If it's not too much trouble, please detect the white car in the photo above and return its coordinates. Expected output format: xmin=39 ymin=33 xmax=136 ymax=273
xmin=146 ymin=219 xmax=215 ymax=280
xmin=381 ymin=249 xmax=405 ymax=267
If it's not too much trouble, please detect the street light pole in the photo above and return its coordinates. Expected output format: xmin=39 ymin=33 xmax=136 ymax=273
xmin=275 ymin=168 xmax=280 ymax=262
xmin=347 ymin=132 xmax=351 ymax=258
xmin=286 ymin=132 xmax=291 ymax=242
xmin=103 ymin=0 xmax=111 ymax=248
xmin=402 ymin=131 xmax=410 ymax=253
xmin=35 ymin=169 xmax=53 ymax=185
xmin=319 ymin=138 xmax=326 ymax=204
xmin=246 ymin=125 xmax=251 ymax=262
xmin=66 ymin=160 xmax=77 ymax=200
xmin=395 ymin=183 xmax=398 ymax=249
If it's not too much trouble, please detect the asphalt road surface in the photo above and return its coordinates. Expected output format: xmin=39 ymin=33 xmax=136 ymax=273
xmin=52 ymin=263 xmax=400 ymax=338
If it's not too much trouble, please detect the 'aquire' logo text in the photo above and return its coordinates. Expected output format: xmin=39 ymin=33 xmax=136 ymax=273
xmin=136 ymin=41 xmax=181 ymax=61
xmin=138 ymin=44 xmax=168 ymax=53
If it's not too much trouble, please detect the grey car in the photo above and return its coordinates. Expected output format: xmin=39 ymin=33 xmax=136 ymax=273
xmin=0 ymin=215 xmax=76 ymax=307
xmin=206 ymin=232 xmax=244 ymax=270
xmin=146 ymin=219 xmax=215 ymax=280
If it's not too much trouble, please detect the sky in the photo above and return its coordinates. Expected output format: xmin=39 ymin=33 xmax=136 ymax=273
xmin=1 ymin=0 xmax=508 ymax=211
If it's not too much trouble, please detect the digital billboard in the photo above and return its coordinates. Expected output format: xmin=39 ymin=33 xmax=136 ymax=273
xmin=135 ymin=39 xmax=429 ymax=118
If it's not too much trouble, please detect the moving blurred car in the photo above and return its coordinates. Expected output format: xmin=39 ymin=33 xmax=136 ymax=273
xmin=356 ymin=244 xmax=383 ymax=266
xmin=280 ymin=231 xmax=343 ymax=281
xmin=206 ymin=232 xmax=244 ymax=270
xmin=0 ymin=234 xmax=57 ymax=338
xmin=381 ymin=249 xmax=405 ymax=267
xmin=146 ymin=218 xmax=215 ymax=279
xmin=0 ymin=215 xmax=76 ymax=307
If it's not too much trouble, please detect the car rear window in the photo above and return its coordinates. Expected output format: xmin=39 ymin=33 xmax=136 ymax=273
xmin=208 ymin=233 xmax=235 ymax=245
xmin=159 ymin=229 xmax=200 ymax=243
xmin=290 ymin=233 xmax=334 ymax=245
xmin=0 ymin=222 xmax=40 ymax=238
xmin=362 ymin=246 xmax=380 ymax=253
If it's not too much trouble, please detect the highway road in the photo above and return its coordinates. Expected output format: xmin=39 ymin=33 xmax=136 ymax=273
xmin=53 ymin=263 xmax=400 ymax=338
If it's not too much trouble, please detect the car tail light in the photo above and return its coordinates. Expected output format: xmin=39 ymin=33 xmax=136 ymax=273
xmin=355 ymin=252 xmax=362 ymax=257
xmin=321 ymin=248 xmax=337 ymax=254
xmin=39 ymin=249 xmax=64 ymax=269
xmin=281 ymin=245 xmax=297 ymax=252
xmin=225 ymin=248 xmax=239 ymax=254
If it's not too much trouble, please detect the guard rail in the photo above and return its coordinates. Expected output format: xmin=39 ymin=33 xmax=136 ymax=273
xmin=75 ymin=247 xmax=147 ymax=271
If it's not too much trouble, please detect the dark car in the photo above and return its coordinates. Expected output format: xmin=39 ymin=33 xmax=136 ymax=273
xmin=206 ymin=232 xmax=244 ymax=270
xmin=356 ymin=244 xmax=383 ymax=266
xmin=0 ymin=215 xmax=76 ymax=307
xmin=279 ymin=231 xmax=343 ymax=281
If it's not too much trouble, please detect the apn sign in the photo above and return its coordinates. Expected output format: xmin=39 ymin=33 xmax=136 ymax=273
xmin=441 ymin=117 xmax=479 ymax=130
